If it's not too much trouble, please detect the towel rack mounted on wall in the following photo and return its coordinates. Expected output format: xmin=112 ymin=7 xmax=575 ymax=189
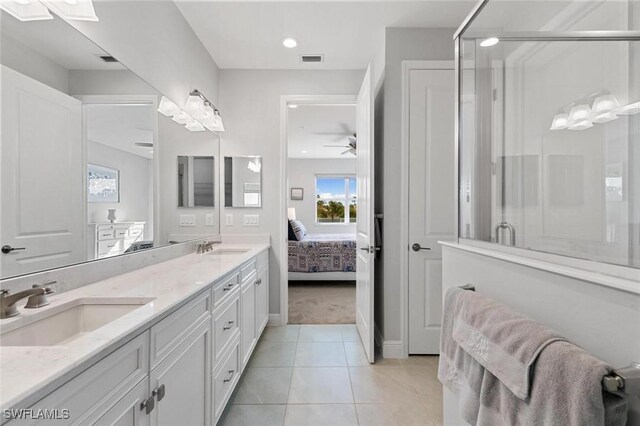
xmin=458 ymin=284 xmax=640 ymax=396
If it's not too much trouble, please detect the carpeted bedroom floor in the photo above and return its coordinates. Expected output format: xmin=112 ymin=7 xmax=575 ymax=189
xmin=288 ymin=281 xmax=356 ymax=324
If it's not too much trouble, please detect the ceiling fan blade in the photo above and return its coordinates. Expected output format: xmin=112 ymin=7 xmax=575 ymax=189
xmin=341 ymin=149 xmax=351 ymax=155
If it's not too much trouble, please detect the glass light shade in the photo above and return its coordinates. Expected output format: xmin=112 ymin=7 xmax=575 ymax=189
xmin=157 ymin=97 xmax=180 ymax=117
xmin=40 ymin=0 xmax=98 ymax=21
xmin=567 ymin=104 xmax=593 ymax=130
xmin=212 ymin=111 xmax=225 ymax=132
xmin=0 ymin=0 xmax=53 ymax=21
xmin=568 ymin=120 xmax=593 ymax=130
xmin=185 ymin=120 xmax=205 ymax=132
xmin=591 ymin=93 xmax=620 ymax=115
xmin=184 ymin=95 xmax=205 ymax=117
xmin=617 ymin=101 xmax=640 ymax=115
xmin=172 ymin=111 xmax=192 ymax=125
xmin=591 ymin=112 xmax=618 ymax=124
xmin=550 ymin=112 xmax=569 ymax=130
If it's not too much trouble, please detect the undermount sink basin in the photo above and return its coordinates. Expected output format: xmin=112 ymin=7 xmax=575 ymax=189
xmin=209 ymin=249 xmax=250 ymax=256
xmin=0 ymin=297 xmax=155 ymax=347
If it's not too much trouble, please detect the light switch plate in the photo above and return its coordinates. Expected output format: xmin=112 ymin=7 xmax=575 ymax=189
xmin=243 ymin=214 xmax=260 ymax=226
xmin=225 ymin=214 xmax=234 ymax=226
xmin=205 ymin=214 xmax=214 ymax=226
xmin=179 ymin=214 xmax=196 ymax=227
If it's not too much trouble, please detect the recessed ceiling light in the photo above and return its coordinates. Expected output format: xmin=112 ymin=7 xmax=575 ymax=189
xmin=288 ymin=104 xmax=298 ymax=109
xmin=283 ymin=38 xmax=298 ymax=49
xmin=480 ymin=37 xmax=499 ymax=47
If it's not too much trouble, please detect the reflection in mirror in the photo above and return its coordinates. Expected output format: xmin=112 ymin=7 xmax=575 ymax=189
xmin=177 ymin=156 xmax=215 ymax=207
xmin=0 ymin=11 xmax=220 ymax=279
xmin=224 ymin=157 xmax=262 ymax=208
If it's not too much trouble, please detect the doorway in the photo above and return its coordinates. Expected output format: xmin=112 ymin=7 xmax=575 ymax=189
xmin=286 ymin=103 xmax=358 ymax=324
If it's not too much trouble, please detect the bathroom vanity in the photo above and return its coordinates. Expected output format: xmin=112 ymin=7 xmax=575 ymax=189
xmin=0 ymin=243 xmax=269 ymax=425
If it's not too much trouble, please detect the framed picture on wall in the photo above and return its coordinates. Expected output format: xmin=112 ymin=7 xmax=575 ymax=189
xmin=290 ymin=187 xmax=304 ymax=201
xmin=88 ymin=164 xmax=120 ymax=203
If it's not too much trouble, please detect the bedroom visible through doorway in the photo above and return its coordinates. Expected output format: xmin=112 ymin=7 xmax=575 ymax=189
xmin=286 ymin=103 xmax=358 ymax=325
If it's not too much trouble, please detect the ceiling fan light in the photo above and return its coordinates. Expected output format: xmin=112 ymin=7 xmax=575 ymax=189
xmin=0 ymin=0 xmax=53 ymax=21
xmin=550 ymin=112 xmax=569 ymax=130
xmin=40 ymin=0 xmax=98 ymax=21
xmin=157 ymin=96 xmax=180 ymax=117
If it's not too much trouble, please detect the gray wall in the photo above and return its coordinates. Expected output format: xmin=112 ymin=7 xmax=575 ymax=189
xmin=380 ymin=28 xmax=456 ymax=342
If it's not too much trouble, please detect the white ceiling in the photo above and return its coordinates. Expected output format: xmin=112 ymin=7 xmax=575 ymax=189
xmin=176 ymin=1 xmax=477 ymax=69
xmin=288 ymin=104 xmax=356 ymax=158
xmin=0 ymin=12 xmax=125 ymax=71
xmin=86 ymin=104 xmax=156 ymax=160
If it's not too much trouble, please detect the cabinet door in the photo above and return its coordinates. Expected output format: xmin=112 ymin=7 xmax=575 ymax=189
xmin=150 ymin=320 xmax=211 ymax=426
xmin=240 ymin=279 xmax=256 ymax=368
xmin=255 ymin=267 xmax=269 ymax=338
xmin=94 ymin=379 xmax=150 ymax=426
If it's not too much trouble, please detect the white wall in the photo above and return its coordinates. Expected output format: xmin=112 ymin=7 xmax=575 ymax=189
xmin=157 ymin=114 xmax=220 ymax=243
xmin=87 ymin=140 xmax=152 ymax=229
xmin=380 ymin=28 xmax=456 ymax=342
xmin=0 ymin=33 xmax=69 ymax=94
xmin=66 ymin=1 xmax=220 ymax=108
xmin=218 ymin=69 xmax=365 ymax=315
xmin=69 ymin=70 xmax=158 ymax=96
xmin=288 ymin=158 xmax=357 ymax=235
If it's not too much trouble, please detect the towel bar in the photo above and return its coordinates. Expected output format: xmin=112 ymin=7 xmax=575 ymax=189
xmin=459 ymin=283 xmax=638 ymax=396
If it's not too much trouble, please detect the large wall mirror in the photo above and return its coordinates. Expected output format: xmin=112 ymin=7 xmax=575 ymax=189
xmin=177 ymin=156 xmax=215 ymax=207
xmin=224 ymin=156 xmax=262 ymax=208
xmin=0 ymin=11 xmax=220 ymax=280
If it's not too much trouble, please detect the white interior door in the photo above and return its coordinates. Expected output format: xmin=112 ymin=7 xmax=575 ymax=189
xmin=1 ymin=65 xmax=84 ymax=278
xmin=356 ymin=65 xmax=375 ymax=363
xmin=408 ymin=67 xmax=455 ymax=354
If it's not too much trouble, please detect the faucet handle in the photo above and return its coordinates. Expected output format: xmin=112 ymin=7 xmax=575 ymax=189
xmin=0 ymin=289 xmax=8 ymax=296
xmin=25 ymin=284 xmax=54 ymax=309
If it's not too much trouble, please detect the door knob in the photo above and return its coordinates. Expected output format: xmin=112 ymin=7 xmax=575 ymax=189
xmin=411 ymin=243 xmax=431 ymax=252
xmin=1 ymin=245 xmax=25 ymax=254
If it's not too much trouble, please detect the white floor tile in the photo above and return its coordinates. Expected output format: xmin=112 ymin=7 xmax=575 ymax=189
xmin=284 ymin=404 xmax=358 ymax=426
xmin=294 ymin=342 xmax=347 ymax=367
xmin=298 ymin=325 xmax=344 ymax=342
xmin=288 ymin=367 xmax=354 ymax=403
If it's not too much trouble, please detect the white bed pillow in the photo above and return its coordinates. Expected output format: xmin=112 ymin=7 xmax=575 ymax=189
xmin=290 ymin=219 xmax=307 ymax=241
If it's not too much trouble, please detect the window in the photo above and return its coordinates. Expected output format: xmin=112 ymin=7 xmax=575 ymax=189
xmin=316 ymin=176 xmax=357 ymax=224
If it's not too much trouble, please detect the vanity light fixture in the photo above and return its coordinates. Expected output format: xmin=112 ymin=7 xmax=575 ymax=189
xmin=185 ymin=120 xmax=206 ymax=132
xmin=283 ymin=38 xmax=298 ymax=48
xmin=184 ymin=93 xmax=206 ymax=118
xmin=480 ymin=37 xmax=499 ymax=47
xmin=0 ymin=0 xmax=53 ymax=21
xmin=172 ymin=111 xmax=192 ymax=125
xmin=177 ymin=89 xmax=225 ymax=133
xmin=567 ymin=104 xmax=593 ymax=130
xmin=40 ymin=0 xmax=98 ymax=21
xmin=157 ymin=97 xmax=181 ymax=117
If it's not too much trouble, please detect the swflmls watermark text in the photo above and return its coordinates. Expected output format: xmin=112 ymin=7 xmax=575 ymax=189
xmin=3 ymin=408 xmax=70 ymax=420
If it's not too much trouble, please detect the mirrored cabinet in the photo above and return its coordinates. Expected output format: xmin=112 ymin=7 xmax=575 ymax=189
xmin=224 ymin=156 xmax=262 ymax=208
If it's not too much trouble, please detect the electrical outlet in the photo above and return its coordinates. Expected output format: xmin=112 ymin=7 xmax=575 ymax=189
xmin=243 ymin=214 xmax=260 ymax=226
xmin=225 ymin=214 xmax=234 ymax=226
xmin=206 ymin=214 xmax=214 ymax=226
xmin=179 ymin=214 xmax=196 ymax=227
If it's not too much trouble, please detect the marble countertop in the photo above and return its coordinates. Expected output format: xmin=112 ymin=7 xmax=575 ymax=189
xmin=0 ymin=243 xmax=270 ymax=411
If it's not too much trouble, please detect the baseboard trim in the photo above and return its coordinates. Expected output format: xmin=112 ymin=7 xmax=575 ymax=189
xmin=268 ymin=314 xmax=282 ymax=326
xmin=382 ymin=340 xmax=405 ymax=358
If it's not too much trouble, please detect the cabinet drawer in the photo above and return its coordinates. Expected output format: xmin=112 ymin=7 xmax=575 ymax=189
xmin=18 ymin=332 xmax=149 ymax=426
xmin=257 ymin=250 xmax=268 ymax=271
xmin=114 ymin=229 xmax=127 ymax=239
xmin=150 ymin=291 xmax=211 ymax=369
xmin=128 ymin=227 xmax=143 ymax=238
xmin=212 ymin=293 xmax=239 ymax=368
xmin=97 ymin=230 xmax=115 ymax=240
xmin=213 ymin=340 xmax=240 ymax=421
xmin=98 ymin=240 xmax=122 ymax=256
xmin=240 ymin=260 xmax=257 ymax=283
xmin=212 ymin=273 xmax=239 ymax=309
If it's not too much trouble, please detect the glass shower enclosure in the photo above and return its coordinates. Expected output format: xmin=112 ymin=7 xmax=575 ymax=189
xmin=455 ymin=0 xmax=640 ymax=269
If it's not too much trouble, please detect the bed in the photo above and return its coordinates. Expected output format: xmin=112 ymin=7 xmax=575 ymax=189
xmin=288 ymin=233 xmax=356 ymax=281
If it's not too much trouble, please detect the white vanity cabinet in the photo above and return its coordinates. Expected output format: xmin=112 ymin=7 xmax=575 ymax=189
xmin=7 ymin=250 xmax=269 ymax=426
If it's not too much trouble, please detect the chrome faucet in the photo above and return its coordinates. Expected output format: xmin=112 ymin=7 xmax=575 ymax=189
xmin=0 ymin=282 xmax=55 ymax=319
xmin=495 ymin=222 xmax=516 ymax=246
xmin=196 ymin=240 xmax=221 ymax=254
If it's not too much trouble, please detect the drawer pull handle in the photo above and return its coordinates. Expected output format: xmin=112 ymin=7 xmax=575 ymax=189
xmin=223 ymin=320 xmax=235 ymax=330
xmin=141 ymin=396 xmax=155 ymax=414
xmin=255 ymin=278 xmax=262 ymax=285
xmin=223 ymin=370 xmax=235 ymax=383
xmin=153 ymin=384 xmax=166 ymax=401
xmin=223 ymin=283 xmax=234 ymax=292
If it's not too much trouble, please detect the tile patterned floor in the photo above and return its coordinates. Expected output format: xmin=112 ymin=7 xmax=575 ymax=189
xmin=219 ymin=325 xmax=443 ymax=426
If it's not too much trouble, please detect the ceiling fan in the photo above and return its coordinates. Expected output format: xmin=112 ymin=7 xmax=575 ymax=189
xmin=324 ymin=135 xmax=356 ymax=156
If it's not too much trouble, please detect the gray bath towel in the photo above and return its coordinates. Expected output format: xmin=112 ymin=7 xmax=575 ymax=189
xmin=438 ymin=287 xmax=628 ymax=426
